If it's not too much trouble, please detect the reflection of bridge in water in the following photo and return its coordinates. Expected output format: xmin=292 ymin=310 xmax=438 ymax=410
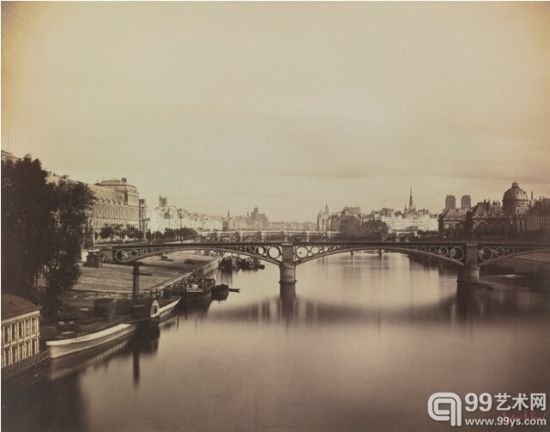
xmin=109 ymin=240 xmax=550 ymax=292
xmin=208 ymin=284 xmax=550 ymax=326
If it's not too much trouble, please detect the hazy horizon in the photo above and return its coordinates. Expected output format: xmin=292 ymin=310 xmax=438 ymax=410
xmin=2 ymin=2 xmax=549 ymax=220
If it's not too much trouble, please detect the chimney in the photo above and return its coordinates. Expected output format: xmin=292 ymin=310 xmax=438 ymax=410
xmin=122 ymin=177 xmax=127 ymax=183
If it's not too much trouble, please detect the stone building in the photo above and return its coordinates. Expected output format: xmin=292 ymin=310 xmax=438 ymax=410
xmin=461 ymin=195 xmax=472 ymax=209
xmin=438 ymin=208 xmax=469 ymax=236
xmin=464 ymin=200 xmax=512 ymax=236
xmin=223 ymin=207 xmax=269 ymax=231
xmin=88 ymin=178 xmax=142 ymax=236
xmin=525 ymin=198 xmax=550 ymax=238
xmin=502 ymin=181 xmax=530 ymax=216
xmin=440 ymin=182 xmax=538 ymax=239
xmin=149 ymin=196 xmax=223 ymax=232
xmin=445 ymin=195 xmax=456 ymax=211
xmin=316 ymin=205 xmax=331 ymax=231
xmin=139 ymin=199 xmax=148 ymax=235
xmin=1 ymin=295 xmax=41 ymax=369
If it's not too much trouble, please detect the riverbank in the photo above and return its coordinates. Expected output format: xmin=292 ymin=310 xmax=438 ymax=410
xmin=485 ymin=252 xmax=550 ymax=274
xmin=65 ymin=253 xmax=220 ymax=305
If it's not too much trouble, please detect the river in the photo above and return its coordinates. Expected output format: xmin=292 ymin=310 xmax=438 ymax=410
xmin=3 ymin=252 xmax=550 ymax=431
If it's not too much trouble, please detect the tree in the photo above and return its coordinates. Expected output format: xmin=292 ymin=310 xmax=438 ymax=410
xmin=2 ymin=157 xmax=55 ymax=300
xmin=99 ymin=223 xmax=124 ymax=240
xmin=125 ymin=225 xmax=142 ymax=240
xmin=360 ymin=219 xmax=389 ymax=240
xmin=2 ymin=157 xmax=95 ymax=318
xmin=340 ymin=217 xmax=361 ymax=236
xmin=99 ymin=224 xmax=115 ymax=240
xmin=41 ymin=180 xmax=95 ymax=317
xmin=176 ymin=227 xmax=198 ymax=240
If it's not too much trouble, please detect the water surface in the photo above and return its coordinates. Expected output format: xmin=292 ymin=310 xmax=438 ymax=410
xmin=3 ymin=253 xmax=550 ymax=431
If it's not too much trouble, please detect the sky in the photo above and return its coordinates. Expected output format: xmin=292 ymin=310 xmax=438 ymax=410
xmin=2 ymin=2 xmax=549 ymax=221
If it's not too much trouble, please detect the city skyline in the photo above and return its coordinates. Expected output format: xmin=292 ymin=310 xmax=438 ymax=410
xmin=3 ymin=2 xmax=550 ymax=220
xmin=4 ymin=146 xmax=542 ymax=223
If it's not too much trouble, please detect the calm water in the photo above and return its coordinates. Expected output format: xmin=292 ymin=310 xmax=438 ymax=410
xmin=3 ymin=253 xmax=550 ymax=432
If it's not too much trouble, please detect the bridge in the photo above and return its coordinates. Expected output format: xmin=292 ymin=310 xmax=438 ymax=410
xmin=108 ymin=240 xmax=550 ymax=291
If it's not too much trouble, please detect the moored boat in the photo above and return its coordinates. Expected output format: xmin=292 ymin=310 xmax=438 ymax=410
xmin=46 ymin=322 xmax=136 ymax=359
xmin=157 ymin=296 xmax=181 ymax=318
xmin=212 ymin=284 xmax=229 ymax=300
xmin=178 ymin=277 xmax=214 ymax=305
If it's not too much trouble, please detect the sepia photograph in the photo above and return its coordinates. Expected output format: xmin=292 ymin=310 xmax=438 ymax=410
xmin=1 ymin=1 xmax=550 ymax=431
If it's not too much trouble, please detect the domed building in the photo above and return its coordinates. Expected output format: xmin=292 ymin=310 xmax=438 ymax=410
xmin=503 ymin=182 xmax=530 ymax=215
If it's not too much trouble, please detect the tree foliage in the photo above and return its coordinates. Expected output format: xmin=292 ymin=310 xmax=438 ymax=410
xmin=99 ymin=224 xmax=143 ymax=241
xmin=2 ymin=157 xmax=95 ymax=317
xmin=2 ymin=157 xmax=55 ymax=299
xmin=41 ymin=180 xmax=95 ymax=315
xmin=340 ymin=217 xmax=389 ymax=240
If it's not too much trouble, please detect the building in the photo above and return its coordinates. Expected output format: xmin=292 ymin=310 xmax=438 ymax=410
xmin=461 ymin=195 xmax=471 ymax=209
xmin=445 ymin=195 xmax=456 ymax=211
xmin=1 ymin=295 xmax=41 ymax=369
xmin=439 ymin=193 xmax=471 ymax=236
xmin=325 ymin=190 xmax=438 ymax=234
xmin=316 ymin=205 xmax=331 ymax=231
xmin=438 ymin=208 xmax=469 ymax=236
xmin=404 ymin=188 xmax=416 ymax=213
xmin=224 ymin=207 xmax=270 ymax=230
xmin=379 ymin=211 xmax=438 ymax=233
xmin=149 ymin=196 xmax=223 ymax=232
xmin=440 ymin=182 xmax=539 ymax=239
xmin=464 ymin=200 xmax=512 ymax=236
xmin=88 ymin=178 xmax=142 ymax=236
xmin=503 ymin=181 xmax=530 ymax=215
xmin=525 ymin=198 xmax=550 ymax=238
xmin=2 ymin=152 xmax=147 ymax=239
xmin=138 ymin=199 xmax=148 ymax=236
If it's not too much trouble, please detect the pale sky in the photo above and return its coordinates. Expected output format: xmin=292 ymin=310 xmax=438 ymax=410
xmin=2 ymin=2 xmax=549 ymax=220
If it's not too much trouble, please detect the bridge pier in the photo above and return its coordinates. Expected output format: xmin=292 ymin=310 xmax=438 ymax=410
xmin=458 ymin=264 xmax=480 ymax=285
xmin=279 ymin=263 xmax=296 ymax=284
xmin=279 ymin=243 xmax=296 ymax=284
xmin=457 ymin=244 xmax=480 ymax=286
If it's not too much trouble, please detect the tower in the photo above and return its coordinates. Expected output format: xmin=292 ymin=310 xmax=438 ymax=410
xmin=460 ymin=195 xmax=471 ymax=209
xmin=445 ymin=195 xmax=456 ymax=211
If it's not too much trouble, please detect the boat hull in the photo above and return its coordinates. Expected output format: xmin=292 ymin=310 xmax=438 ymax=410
xmin=46 ymin=323 xmax=136 ymax=359
xmin=158 ymin=297 xmax=181 ymax=318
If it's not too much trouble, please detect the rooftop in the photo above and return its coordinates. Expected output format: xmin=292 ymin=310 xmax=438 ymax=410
xmin=1 ymin=294 xmax=40 ymax=321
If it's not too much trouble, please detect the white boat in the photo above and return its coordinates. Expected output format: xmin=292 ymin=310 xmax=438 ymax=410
xmin=157 ymin=296 xmax=181 ymax=318
xmin=46 ymin=323 xmax=136 ymax=359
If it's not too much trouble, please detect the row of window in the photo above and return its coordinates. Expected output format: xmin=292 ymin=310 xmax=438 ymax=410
xmin=92 ymin=204 xmax=139 ymax=220
xmin=2 ymin=339 xmax=40 ymax=367
xmin=1 ymin=316 xmax=40 ymax=345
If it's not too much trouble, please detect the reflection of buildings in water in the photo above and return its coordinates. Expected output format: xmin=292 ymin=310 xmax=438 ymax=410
xmin=453 ymin=284 xmax=550 ymax=322
xmin=208 ymin=286 xmax=550 ymax=326
xmin=3 ymin=370 xmax=90 ymax=432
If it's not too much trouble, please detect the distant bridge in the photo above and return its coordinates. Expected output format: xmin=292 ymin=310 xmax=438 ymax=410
xmin=109 ymin=240 xmax=550 ymax=289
